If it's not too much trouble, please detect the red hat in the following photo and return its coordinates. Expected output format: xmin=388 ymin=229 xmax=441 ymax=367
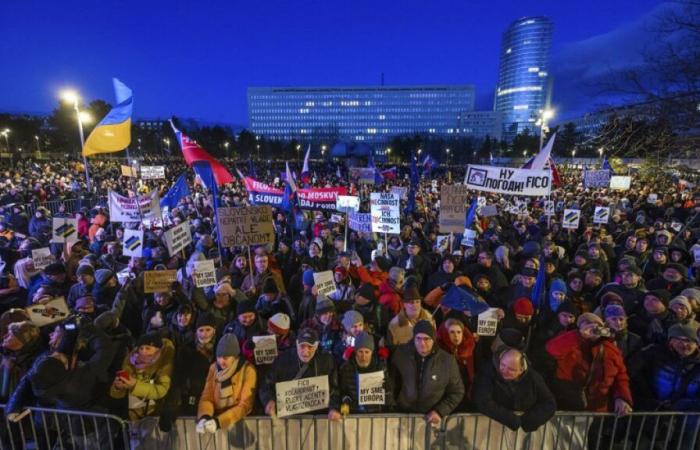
xmin=513 ymin=297 xmax=534 ymax=316
xmin=333 ymin=266 xmax=348 ymax=278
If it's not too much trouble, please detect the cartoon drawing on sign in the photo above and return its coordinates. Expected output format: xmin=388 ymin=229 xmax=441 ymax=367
xmin=468 ymin=169 xmax=486 ymax=186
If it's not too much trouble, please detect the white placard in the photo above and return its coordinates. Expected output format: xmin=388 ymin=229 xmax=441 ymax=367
xmin=313 ymin=271 xmax=336 ymax=296
xmin=336 ymin=195 xmax=360 ymax=213
xmin=694 ymin=248 xmax=700 ymax=263
xmin=31 ymin=248 xmax=54 ymax=271
xmin=123 ymin=229 xmax=143 ymax=257
xmin=390 ymin=186 xmax=408 ymax=200
xmin=544 ymin=201 xmax=555 ymax=216
xmin=329 ymin=214 xmax=343 ymax=224
xmin=108 ymin=190 xmax=162 ymax=223
xmin=465 ymin=164 xmax=551 ymax=197
xmin=563 ymin=209 xmax=581 ymax=230
xmin=609 ymin=176 xmax=631 ymax=191
xmin=276 ymin=375 xmax=329 ymax=418
xmin=436 ymin=235 xmax=450 ymax=250
xmin=140 ymin=165 xmax=166 ymax=180
xmin=26 ymin=297 xmax=70 ymax=327
xmin=193 ymin=260 xmax=217 ymax=288
xmin=252 ymin=335 xmax=278 ymax=365
xmin=477 ymin=307 xmax=500 ymax=336
xmin=348 ymin=212 xmax=371 ymax=233
xmin=165 ymin=222 xmax=192 ymax=256
xmin=358 ymin=370 xmax=385 ymax=405
xmin=593 ymin=206 xmax=610 ymax=224
xmin=477 ymin=196 xmax=487 ymax=207
xmin=51 ymin=218 xmax=78 ymax=243
xmin=461 ymin=229 xmax=476 ymax=247
xmin=370 ymin=192 xmax=400 ymax=234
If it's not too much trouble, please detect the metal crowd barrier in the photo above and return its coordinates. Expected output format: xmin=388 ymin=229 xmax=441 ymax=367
xmin=1 ymin=408 xmax=699 ymax=450
xmin=19 ymin=196 xmax=107 ymax=218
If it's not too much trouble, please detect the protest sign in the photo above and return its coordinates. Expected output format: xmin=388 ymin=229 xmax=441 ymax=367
xmin=609 ymin=176 xmax=631 ymax=191
xmin=583 ymin=170 xmax=611 ymax=188
xmin=193 ymin=260 xmax=217 ymax=288
xmin=358 ymin=371 xmax=385 ymax=406
xmin=593 ymin=206 xmax=610 ymax=224
xmin=349 ymin=167 xmax=376 ymax=184
xmin=313 ymin=271 xmax=336 ymax=296
xmin=461 ymin=229 xmax=476 ymax=247
xmin=336 ymin=195 xmax=360 ymax=213
xmin=51 ymin=218 xmax=78 ymax=243
xmin=144 ymin=270 xmax=177 ymax=293
xmin=390 ymin=186 xmax=408 ymax=200
xmin=329 ymin=214 xmax=343 ymax=224
xmin=108 ymin=190 xmax=162 ymax=223
xmin=26 ymin=297 xmax=70 ymax=328
xmin=544 ymin=200 xmax=555 ymax=216
xmin=164 ymin=222 xmax=192 ymax=256
xmin=123 ymin=229 xmax=143 ymax=257
xmin=244 ymin=177 xmax=346 ymax=211
xmin=480 ymin=204 xmax=498 ymax=217
xmin=348 ymin=212 xmax=371 ymax=233
xmin=276 ymin=375 xmax=329 ymax=418
xmin=563 ymin=209 xmax=581 ymax=229
xmin=31 ymin=248 xmax=54 ymax=271
xmin=465 ymin=164 xmax=551 ymax=196
xmin=121 ymin=165 xmax=137 ymax=177
xmin=436 ymin=235 xmax=450 ymax=250
xmin=439 ymin=184 xmax=470 ymax=233
xmin=140 ymin=165 xmax=166 ymax=180
xmin=477 ymin=196 xmax=487 ymax=207
xmin=694 ymin=248 xmax=700 ymax=263
xmin=370 ymin=192 xmax=400 ymax=234
xmin=647 ymin=193 xmax=658 ymax=204
xmin=477 ymin=308 xmax=500 ymax=336
xmin=217 ymin=206 xmax=275 ymax=247
xmin=252 ymin=335 xmax=278 ymax=365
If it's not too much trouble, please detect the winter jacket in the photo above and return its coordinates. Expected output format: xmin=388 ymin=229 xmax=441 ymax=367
xmin=628 ymin=309 xmax=677 ymax=346
xmin=172 ymin=341 xmax=215 ymax=415
xmin=241 ymin=268 xmax=286 ymax=297
xmin=545 ymin=330 xmax=632 ymax=412
xmin=256 ymin=293 xmax=296 ymax=323
xmin=390 ymin=343 xmax=464 ymax=417
xmin=378 ymin=280 xmax=404 ymax=316
xmin=339 ymin=353 xmax=394 ymax=413
xmin=352 ymin=301 xmax=392 ymax=338
xmin=197 ymin=359 xmax=257 ymax=430
xmin=473 ymin=356 xmax=556 ymax=432
xmin=634 ymin=345 xmax=700 ymax=412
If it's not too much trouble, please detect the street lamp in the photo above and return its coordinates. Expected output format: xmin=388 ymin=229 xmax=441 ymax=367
xmin=296 ymin=144 xmax=301 ymax=162
xmin=60 ymin=89 xmax=92 ymax=191
xmin=445 ymin=148 xmax=451 ymax=166
xmin=321 ymin=144 xmax=327 ymax=158
xmin=536 ymin=108 xmax=555 ymax=151
xmin=1 ymin=129 xmax=11 ymax=166
xmin=598 ymin=147 xmax=604 ymax=158
xmin=224 ymin=141 xmax=230 ymax=157
xmin=257 ymin=144 xmax=261 ymax=160
xmin=523 ymin=150 xmax=527 ymax=157
xmin=571 ymin=149 xmax=576 ymax=158
xmin=163 ymin=138 xmax=170 ymax=154
xmin=34 ymin=135 xmax=41 ymax=153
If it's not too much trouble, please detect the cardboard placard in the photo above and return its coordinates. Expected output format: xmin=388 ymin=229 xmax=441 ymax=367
xmin=439 ymin=184 xmax=470 ymax=233
xmin=593 ymin=206 xmax=610 ymax=224
xmin=164 ymin=222 xmax=192 ymax=256
xmin=563 ymin=209 xmax=581 ymax=230
xmin=609 ymin=176 xmax=631 ymax=191
xmin=144 ymin=270 xmax=177 ymax=293
xmin=51 ymin=218 xmax=78 ymax=243
xmin=336 ymin=195 xmax=360 ymax=213
xmin=26 ymin=297 xmax=70 ymax=328
xmin=348 ymin=212 xmax=371 ymax=233
xmin=358 ymin=370 xmax=385 ymax=405
xmin=193 ymin=260 xmax=217 ymax=288
xmin=390 ymin=186 xmax=408 ymax=200
xmin=275 ymin=375 xmax=329 ymax=418
xmin=370 ymin=192 xmax=400 ymax=234
xmin=477 ymin=307 xmax=500 ymax=336
xmin=31 ymin=248 xmax=55 ymax=271
xmin=329 ymin=214 xmax=343 ymax=224
xmin=121 ymin=165 xmax=137 ymax=177
xmin=217 ymin=206 xmax=275 ymax=247
xmin=480 ymin=204 xmax=499 ymax=217
xmin=313 ymin=271 xmax=336 ymax=297
xmin=123 ymin=229 xmax=144 ymax=257
xmin=140 ymin=165 xmax=166 ymax=180
xmin=436 ymin=235 xmax=450 ymax=250
xmin=252 ymin=335 xmax=278 ymax=365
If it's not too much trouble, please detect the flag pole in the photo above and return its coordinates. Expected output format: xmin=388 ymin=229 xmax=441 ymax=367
xmin=124 ymin=147 xmax=146 ymax=225
xmin=344 ymin=212 xmax=349 ymax=252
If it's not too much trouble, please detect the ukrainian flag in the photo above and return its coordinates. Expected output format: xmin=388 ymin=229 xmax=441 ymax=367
xmin=83 ymin=78 xmax=132 ymax=157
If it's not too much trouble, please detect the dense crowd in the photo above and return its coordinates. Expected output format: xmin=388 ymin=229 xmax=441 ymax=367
xmin=0 ymin=156 xmax=699 ymax=448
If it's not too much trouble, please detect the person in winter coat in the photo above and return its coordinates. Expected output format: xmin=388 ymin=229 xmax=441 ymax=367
xmin=426 ymin=255 xmax=458 ymax=295
xmin=297 ymin=269 xmax=319 ymax=326
xmin=473 ymin=347 xmax=555 ymax=432
xmin=378 ymin=267 xmax=405 ymax=316
xmin=386 ymin=284 xmax=435 ymax=349
xmin=255 ymin=277 xmax=296 ymax=323
xmin=259 ymin=328 xmax=341 ymax=420
xmin=339 ymin=331 xmax=394 ymax=414
xmin=545 ymin=313 xmax=633 ymax=414
xmin=628 ymin=290 xmax=677 ymax=346
xmin=348 ymin=253 xmax=391 ymax=296
xmin=167 ymin=304 xmax=195 ymax=350
xmin=240 ymin=253 xmax=285 ymax=298
xmin=196 ymin=334 xmax=257 ymax=434
xmin=436 ymin=319 xmax=476 ymax=410
xmin=228 ymin=255 xmax=250 ymax=290
xmin=390 ymin=320 xmax=464 ymax=425
xmin=646 ymin=263 xmax=693 ymax=297
xmin=92 ymin=268 xmax=120 ymax=310
xmin=142 ymin=291 xmax=179 ymax=336
xmin=0 ymin=321 xmax=44 ymax=402
xmin=109 ymin=333 xmax=175 ymax=420
xmin=327 ymin=266 xmax=355 ymax=308
xmin=668 ymin=295 xmax=698 ymax=327
xmin=223 ymin=299 xmax=265 ymax=350
xmin=603 ymin=304 xmax=643 ymax=364
xmin=351 ymin=283 xmax=391 ymax=338
xmin=301 ymin=297 xmax=343 ymax=361
xmin=66 ymin=264 xmax=96 ymax=308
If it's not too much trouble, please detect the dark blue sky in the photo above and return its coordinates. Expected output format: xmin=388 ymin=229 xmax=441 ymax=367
xmin=0 ymin=0 xmax=664 ymax=126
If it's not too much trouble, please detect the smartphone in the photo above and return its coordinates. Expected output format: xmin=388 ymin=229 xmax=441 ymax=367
xmin=116 ymin=370 xmax=130 ymax=380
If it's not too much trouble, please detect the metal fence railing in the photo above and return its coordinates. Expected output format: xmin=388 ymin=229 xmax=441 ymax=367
xmin=1 ymin=408 xmax=699 ymax=450
xmin=17 ymin=196 xmax=107 ymax=218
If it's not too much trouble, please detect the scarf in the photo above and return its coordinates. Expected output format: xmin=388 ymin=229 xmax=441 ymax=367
xmin=215 ymin=361 xmax=238 ymax=410
xmin=196 ymin=336 xmax=215 ymax=359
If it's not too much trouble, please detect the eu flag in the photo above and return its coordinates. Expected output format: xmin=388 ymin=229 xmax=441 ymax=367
xmin=160 ymin=173 xmax=190 ymax=210
xmin=441 ymin=285 xmax=490 ymax=315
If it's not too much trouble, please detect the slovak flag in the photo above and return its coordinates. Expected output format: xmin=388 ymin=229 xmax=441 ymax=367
xmin=522 ymin=134 xmax=561 ymax=187
xmin=170 ymin=120 xmax=233 ymax=187
xmin=380 ymin=167 xmax=397 ymax=180
xmin=300 ymin=145 xmax=311 ymax=184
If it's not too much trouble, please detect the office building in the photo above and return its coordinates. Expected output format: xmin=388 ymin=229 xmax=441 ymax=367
xmin=247 ymin=85 xmax=475 ymax=143
xmin=494 ymin=16 xmax=553 ymax=141
xmin=457 ymin=111 xmax=503 ymax=141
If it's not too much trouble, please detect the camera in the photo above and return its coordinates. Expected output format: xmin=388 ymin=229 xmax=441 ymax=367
xmin=592 ymin=326 xmax=613 ymax=338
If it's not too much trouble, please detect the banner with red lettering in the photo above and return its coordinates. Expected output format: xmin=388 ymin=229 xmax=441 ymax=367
xmin=244 ymin=177 xmax=347 ymax=211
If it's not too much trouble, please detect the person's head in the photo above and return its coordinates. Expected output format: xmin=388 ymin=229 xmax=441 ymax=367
xmin=635 ymin=238 xmax=648 ymax=253
xmin=548 ymin=278 xmax=567 ymax=312
xmin=574 ymin=251 xmax=588 ymax=267
xmin=75 ymin=295 xmax=95 ymax=315
xmin=267 ymin=313 xmax=291 ymax=337
xmin=254 ymin=254 xmax=269 ymax=274
xmin=519 ymin=268 xmax=537 ymax=288
xmin=621 ymin=266 xmax=642 ymax=288
xmin=76 ymin=264 xmax=95 ymax=286
xmin=154 ymin=291 xmax=172 ymax=307
xmin=388 ymin=267 xmax=406 ymax=289
xmin=568 ymin=272 xmax=584 ymax=292
xmin=584 ymin=269 xmax=603 ymax=288
xmin=556 ymin=302 xmax=578 ymax=328
xmin=644 ymin=291 xmax=669 ymax=314
xmin=195 ymin=313 xmax=217 ymax=344
xmin=44 ymin=263 xmax=66 ymax=283
xmin=413 ymin=320 xmax=435 ymax=357
xmin=441 ymin=256 xmax=455 ymax=274
xmin=234 ymin=255 xmax=247 ymax=270
xmin=342 ymin=310 xmax=364 ymax=337
xmin=670 ymin=296 xmax=692 ymax=321
xmin=513 ymin=298 xmax=534 ymax=324
xmin=354 ymin=283 xmax=375 ymax=306
xmin=407 ymin=241 xmax=420 ymax=256
xmin=402 ymin=286 xmax=422 ymax=319
xmin=48 ymin=324 xmax=65 ymax=351
xmin=653 ymin=247 xmax=668 ymax=264
xmin=236 ymin=299 xmax=257 ymax=327
xmin=3 ymin=321 xmax=39 ymax=351
xmin=477 ymin=250 xmax=493 ymax=268
xmin=577 ymin=313 xmax=606 ymax=341
xmin=134 ymin=333 xmax=163 ymax=364
xmin=497 ymin=348 xmax=526 ymax=381
xmin=333 ymin=266 xmax=348 ymax=283
xmin=176 ymin=305 xmax=193 ymax=328
xmin=216 ymin=334 xmax=240 ymax=370
xmin=296 ymin=328 xmax=319 ymax=363
xmin=354 ymin=331 xmax=375 ymax=368
xmin=663 ymin=264 xmax=686 ymax=283
xmin=667 ymin=324 xmax=699 ymax=358
xmin=309 ymin=241 xmax=321 ymax=257
xmin=625 ymin=235 xmax=637 ymax=250
xmin=587 ymin=244 xmax=601 ymax=259
xmin=315 ymin=297 xmax=335 ymax=326
xmin=444 ymin=318 xmax=465 ymax=346
xmin=214 ymin=281 xmax=234 ymax=309
xmin=474 ymin=275 xmax=492 ymax=292
xmin=603 ymin=304 xmax=628 ymax=332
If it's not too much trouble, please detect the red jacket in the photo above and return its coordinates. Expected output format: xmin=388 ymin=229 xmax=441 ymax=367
xmin=546 ymin=330 xmax=632 ymax=412
xmin=378 ymin=280 xmax=403 ymax=316
xmin=349 ymin=265 xmax=388 ymax=298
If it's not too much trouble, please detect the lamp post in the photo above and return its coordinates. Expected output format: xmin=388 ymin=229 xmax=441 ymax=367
xmin=386 ymin=147 xmax=391 ymax=163
xmin=445 ymin=148 xmax=451 ymax=166
xmin=163 ymin=138 xmax=170 ymax=155
xmin=34 ymin=135 xmax=41 ymax=154
xmin=321 ymin=144 xmax=327 ymax=159
xmin=257 ymin=144 xmax=261 ymax=160
xmin=60 ymin=90 xmax=92 ymax=192
xmin=536 ymin=109 xmax=555 ymax=151
xmin=224 ymin=141 xmax=230 ymax=158
xmin=296 ymin=144 xmax=301 ymax=163
xmin=598 ymin=147 xmax=604 ymax=160
xmin=1 ymin=129 xmax=10 ymax=165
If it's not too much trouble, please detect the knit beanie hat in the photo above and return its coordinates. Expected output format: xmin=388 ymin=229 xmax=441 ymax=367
xmin=646 ymin=289 xmax=671 ymax=306
xmin=302 ymin=269 xmax=315 ymax=287
xmin=600 ymin=291 xmax=624 ymax=309
xmin=556 ymin=301 xmax=578 ymax=316
xmin=195 ymin=312 xmax=217 ymax=330
xmin=670 ymin=296 xmax=692 ymax=312
xmin=681 ymin=288 xmax=700 ymax=304
xmin=236 ymin=299 xmax=257 ymax=316
xmin=216 ymin=333 xmax=240 ymax=357
xmin=76 ymin=264 xmax=95 ymax=277
xmin=354 ymin=331 xmax=375 ymax=352
xmin=413 ymin=320 xmax=436 ymax=340
xmin=603 ymin=304 xmax=627 ymax=319
xmin=577 ymin=312 xmax=604 ymax=328
xmin=262 ymin=277 xmax=279 ymax=294
xmin=8 ymin=321 xmax=39 ymax=346
xmin=136 ymin=332 xmax=163 ymax=349
xmin=268 ymin=313 xmax=290 ymax=334
xmin=513 ymin=298 xmax=534 ymax=316
xmin=374 ymin=256 xmax=392 ymax=272
xmin=44 ymin=262 xmax=66 ymax=276
xmin=315 ymin=297 xmax=335 ymax=315
xmin=355 ymin=284 xmax=376 ymax=302
xmin=668 ymin=323 xmax=700 ymax=343
xmin=94 ymin=269 xmax=114 ymax=287
xmin=342 ymin=310 xmax=364 ymax=331
xmin=402 ymin=285 xmax=421 ymax=302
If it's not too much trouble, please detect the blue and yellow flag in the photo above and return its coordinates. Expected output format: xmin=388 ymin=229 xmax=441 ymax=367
xmin=83 ymin=78 xmax=132 ymax=157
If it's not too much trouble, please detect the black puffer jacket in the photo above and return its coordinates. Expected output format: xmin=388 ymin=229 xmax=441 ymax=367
xmin=339 ymin=353 xmax=394 ymax=413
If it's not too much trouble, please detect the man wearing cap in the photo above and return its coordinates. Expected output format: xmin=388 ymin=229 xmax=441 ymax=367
xmin=386 ymin=281 xmax=435 ymax=349
xmin=66 ymin=263 xmax=95 ymax=309
xmin=259 ymin=327 xmax=341 ymax=420
xmin=390 ymin=320 xmax=464 ymax=424
xmin=603 ymin=304 xmax=643 ymax=364
xmin=339 ymin=331 xmax=394 ymax=414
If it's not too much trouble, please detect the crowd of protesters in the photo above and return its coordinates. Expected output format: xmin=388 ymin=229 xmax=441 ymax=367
xmin=0 ymin=155 xmax=699 ymax=448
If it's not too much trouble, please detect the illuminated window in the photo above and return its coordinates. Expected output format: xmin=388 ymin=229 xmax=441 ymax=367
xmin=528 ymin=67 xmax=539 ymax=72
xmin=513 ymin=105 xmax=529 ymax=110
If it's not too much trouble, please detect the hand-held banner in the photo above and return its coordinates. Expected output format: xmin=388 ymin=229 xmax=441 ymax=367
xmin=217 ymin=206 xmax=275 ymax=247
xmin=109 ymin=190 xmax=162 ymax=222
xmin=465 ymin=164 xmax=551 ymax=196
xmin=370 ymin=192 xmax=400 ymax=234
xmin=275 ymin=375 xmax=329 ymax=418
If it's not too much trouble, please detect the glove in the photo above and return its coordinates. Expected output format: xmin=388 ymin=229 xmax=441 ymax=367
xmin=440 ymin=282 xmax=453 ymax=292
xmin=196 ymin=415 xmax=212 ymax=434
xmin=204 ymin=418 xmax=219 ymax=433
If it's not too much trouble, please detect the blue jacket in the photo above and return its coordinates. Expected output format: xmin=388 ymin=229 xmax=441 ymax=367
xmin=635 ymin=345 xmax=700 ymax=412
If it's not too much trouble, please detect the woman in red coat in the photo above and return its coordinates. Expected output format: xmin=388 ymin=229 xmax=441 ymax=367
xmin=545 ymin=313 xmax=633 ymax=415
xmin=437 ymin=318 xmax=476 ymax=411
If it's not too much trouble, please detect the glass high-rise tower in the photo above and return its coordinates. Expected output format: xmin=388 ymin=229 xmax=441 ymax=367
xmin=494 ymin=16 xmax=553 ymax=142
